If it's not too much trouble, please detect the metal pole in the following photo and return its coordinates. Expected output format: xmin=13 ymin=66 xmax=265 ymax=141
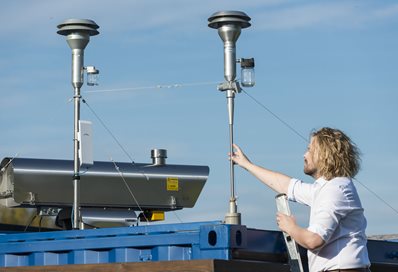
xmin=57 ymin=19 xmax=99 ymax=230
xmin=72 ymin=47 xmax=84 ymax=230
xmin=72 ymin=91 xmax=80 ymax=229
xmin=228 ymin=101 xmax=235 ymax=199
xmin=71 ymin=45 xmax=84 ymax=229
xmin=225 ymin=89 xmax=240 ymax=224
xmin=208 ymin=11 xmax=251 ymax=225
xmin=73 ymin=88 xmax=81 ymax=229
xmin=225 ymin=38 xmax=237 ymax=203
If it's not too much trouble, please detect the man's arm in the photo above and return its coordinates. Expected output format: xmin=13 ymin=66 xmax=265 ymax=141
xmin=277 ymin=212 xmax=325 ymax=250
xmin=231 ymin=144 xmax=291 ymax=195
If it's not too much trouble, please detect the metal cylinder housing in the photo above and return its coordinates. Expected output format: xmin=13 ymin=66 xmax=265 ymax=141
xmin=0 ymin=158 xmax=209 ymax=211
xmin=208 ymin=11 xmax=251 ymax=82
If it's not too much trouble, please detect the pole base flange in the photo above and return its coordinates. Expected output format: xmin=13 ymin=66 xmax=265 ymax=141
xmin=224 ymin=212 xmax=241 ymax=225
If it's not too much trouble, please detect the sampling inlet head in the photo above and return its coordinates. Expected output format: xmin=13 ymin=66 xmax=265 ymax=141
xmin=57 ymin=19 xmax=100 ymax=88
xmin=57 ymin=19 xmax=99 ymax=50
xmin=208 ymin=11 xmax=251 ymax=82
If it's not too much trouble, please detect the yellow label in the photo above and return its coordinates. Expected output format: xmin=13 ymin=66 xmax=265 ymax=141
xmin=151 ymin=211 xmax=165 ymax=221
xmin=167 ymin=177 xmax=179 ymax=191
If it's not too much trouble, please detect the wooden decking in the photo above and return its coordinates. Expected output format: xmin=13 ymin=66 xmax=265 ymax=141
xmin=0 ymin=259 xmax=290 ymax=272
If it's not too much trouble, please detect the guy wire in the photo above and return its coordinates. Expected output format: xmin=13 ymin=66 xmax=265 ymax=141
xmin=173 ymin=211 xmax=184 ymax=224
xmin=83 ymin=80 xmax=397 ymax=221
xmin=241 ymin=89 xmax=398 ymax=217
xmin=82 ymin=99 xmax=135 ymax=163
xmin=86 ymin=81 xmax=221 ymax=94
xmin=353 ymin=177 xmax=398 ymax=216
xmin=81 ymin=97 xmax=151 ymax=225
xmin=24 ymin=214 xmax=37 ymax=232
xmin=242 ymin=90 xmax=308 ymax=143
xmin=82 ymin=97 xmax=184 ymax=225
xmin=82 ymin=98 xmax=149 ymax=181
xmin=110 ymin=159 xmax=150 ymax=225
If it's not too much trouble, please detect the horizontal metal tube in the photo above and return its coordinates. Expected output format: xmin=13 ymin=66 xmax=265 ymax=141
xmin=0 ymin=158 xmax=209 ymax=211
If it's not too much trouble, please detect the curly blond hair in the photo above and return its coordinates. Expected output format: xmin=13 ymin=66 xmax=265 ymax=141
xmin=312 ymin=127 xmax=361 ymax=180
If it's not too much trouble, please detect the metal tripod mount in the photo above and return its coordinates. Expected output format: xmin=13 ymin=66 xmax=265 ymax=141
xmin=57 ymin=19 xmax=99 ymax=229
xmin=208 ymin=11 xmax=251 ymax=225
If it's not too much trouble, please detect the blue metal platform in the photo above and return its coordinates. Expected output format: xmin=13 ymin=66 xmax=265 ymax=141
xmin=0 ymin=221 xmax=397 ymax=272
xmin=0 ymin=221 xmax=287 ymax=267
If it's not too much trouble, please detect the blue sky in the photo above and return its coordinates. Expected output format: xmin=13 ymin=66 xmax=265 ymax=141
xmin=0 ymin=0 xmax=397 ymax=235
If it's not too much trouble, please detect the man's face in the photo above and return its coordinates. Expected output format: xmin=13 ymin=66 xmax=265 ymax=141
xmin=304 ymin=137 xmax=319 ymax=179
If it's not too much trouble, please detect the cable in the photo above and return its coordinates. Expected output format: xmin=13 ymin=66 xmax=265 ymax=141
xmin=353 ymin=177 xmax=398 ymax=216
xmin=83 ymin=78 xmax=396 ymax=222
xmin=242 ymin=90 xmax=309 ymax=143
xmin=24 ymin=214 xmax=37 ymax=232
xmin=82 ymin=97 xmax=154 ymax=226
xmin=82 ymin=99 xmax=135 ymax=164
xmin=84 ymin=81 xmax=310 ymax=226
xmin=82 ymin=98 xmax=149 ymax=178
xmin=38 ymin=216 xmax=43 ymax=232
xmin=82 ymin=98 xmax=149 ymax=181
xmin=85 ymin=81 xmax=221 ymax=94
xmin=110 ymin=158 xmax=150 ymax=225
xmin=241 ymin=89 xmax=398 ymax=218
xmin=172 ymin=211 xmax=184 ymax=224
xmin=82 ymin=97 xmax=186 ymax=225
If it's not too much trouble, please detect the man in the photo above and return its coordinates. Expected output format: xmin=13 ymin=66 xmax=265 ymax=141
xmin=231 ymin=127 xmax=370 ymax=272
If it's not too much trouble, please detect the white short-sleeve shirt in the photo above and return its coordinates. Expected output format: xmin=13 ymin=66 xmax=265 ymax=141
xmin=287 ymin=177 xmax=370 ymax=272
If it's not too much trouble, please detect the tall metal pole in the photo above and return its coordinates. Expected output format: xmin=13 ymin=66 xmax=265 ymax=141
xmin=72 ymin=45 xmax=84 ymax=230
xmin=57 ymin=19 xmax=99 ymax=229
xmin=73 ymin=86 xmax=81 ymax=229
xmin=227 ymin=88 xmax=238 ymax=224
xmin=208 ymin=11 xmax=251 ymax=225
